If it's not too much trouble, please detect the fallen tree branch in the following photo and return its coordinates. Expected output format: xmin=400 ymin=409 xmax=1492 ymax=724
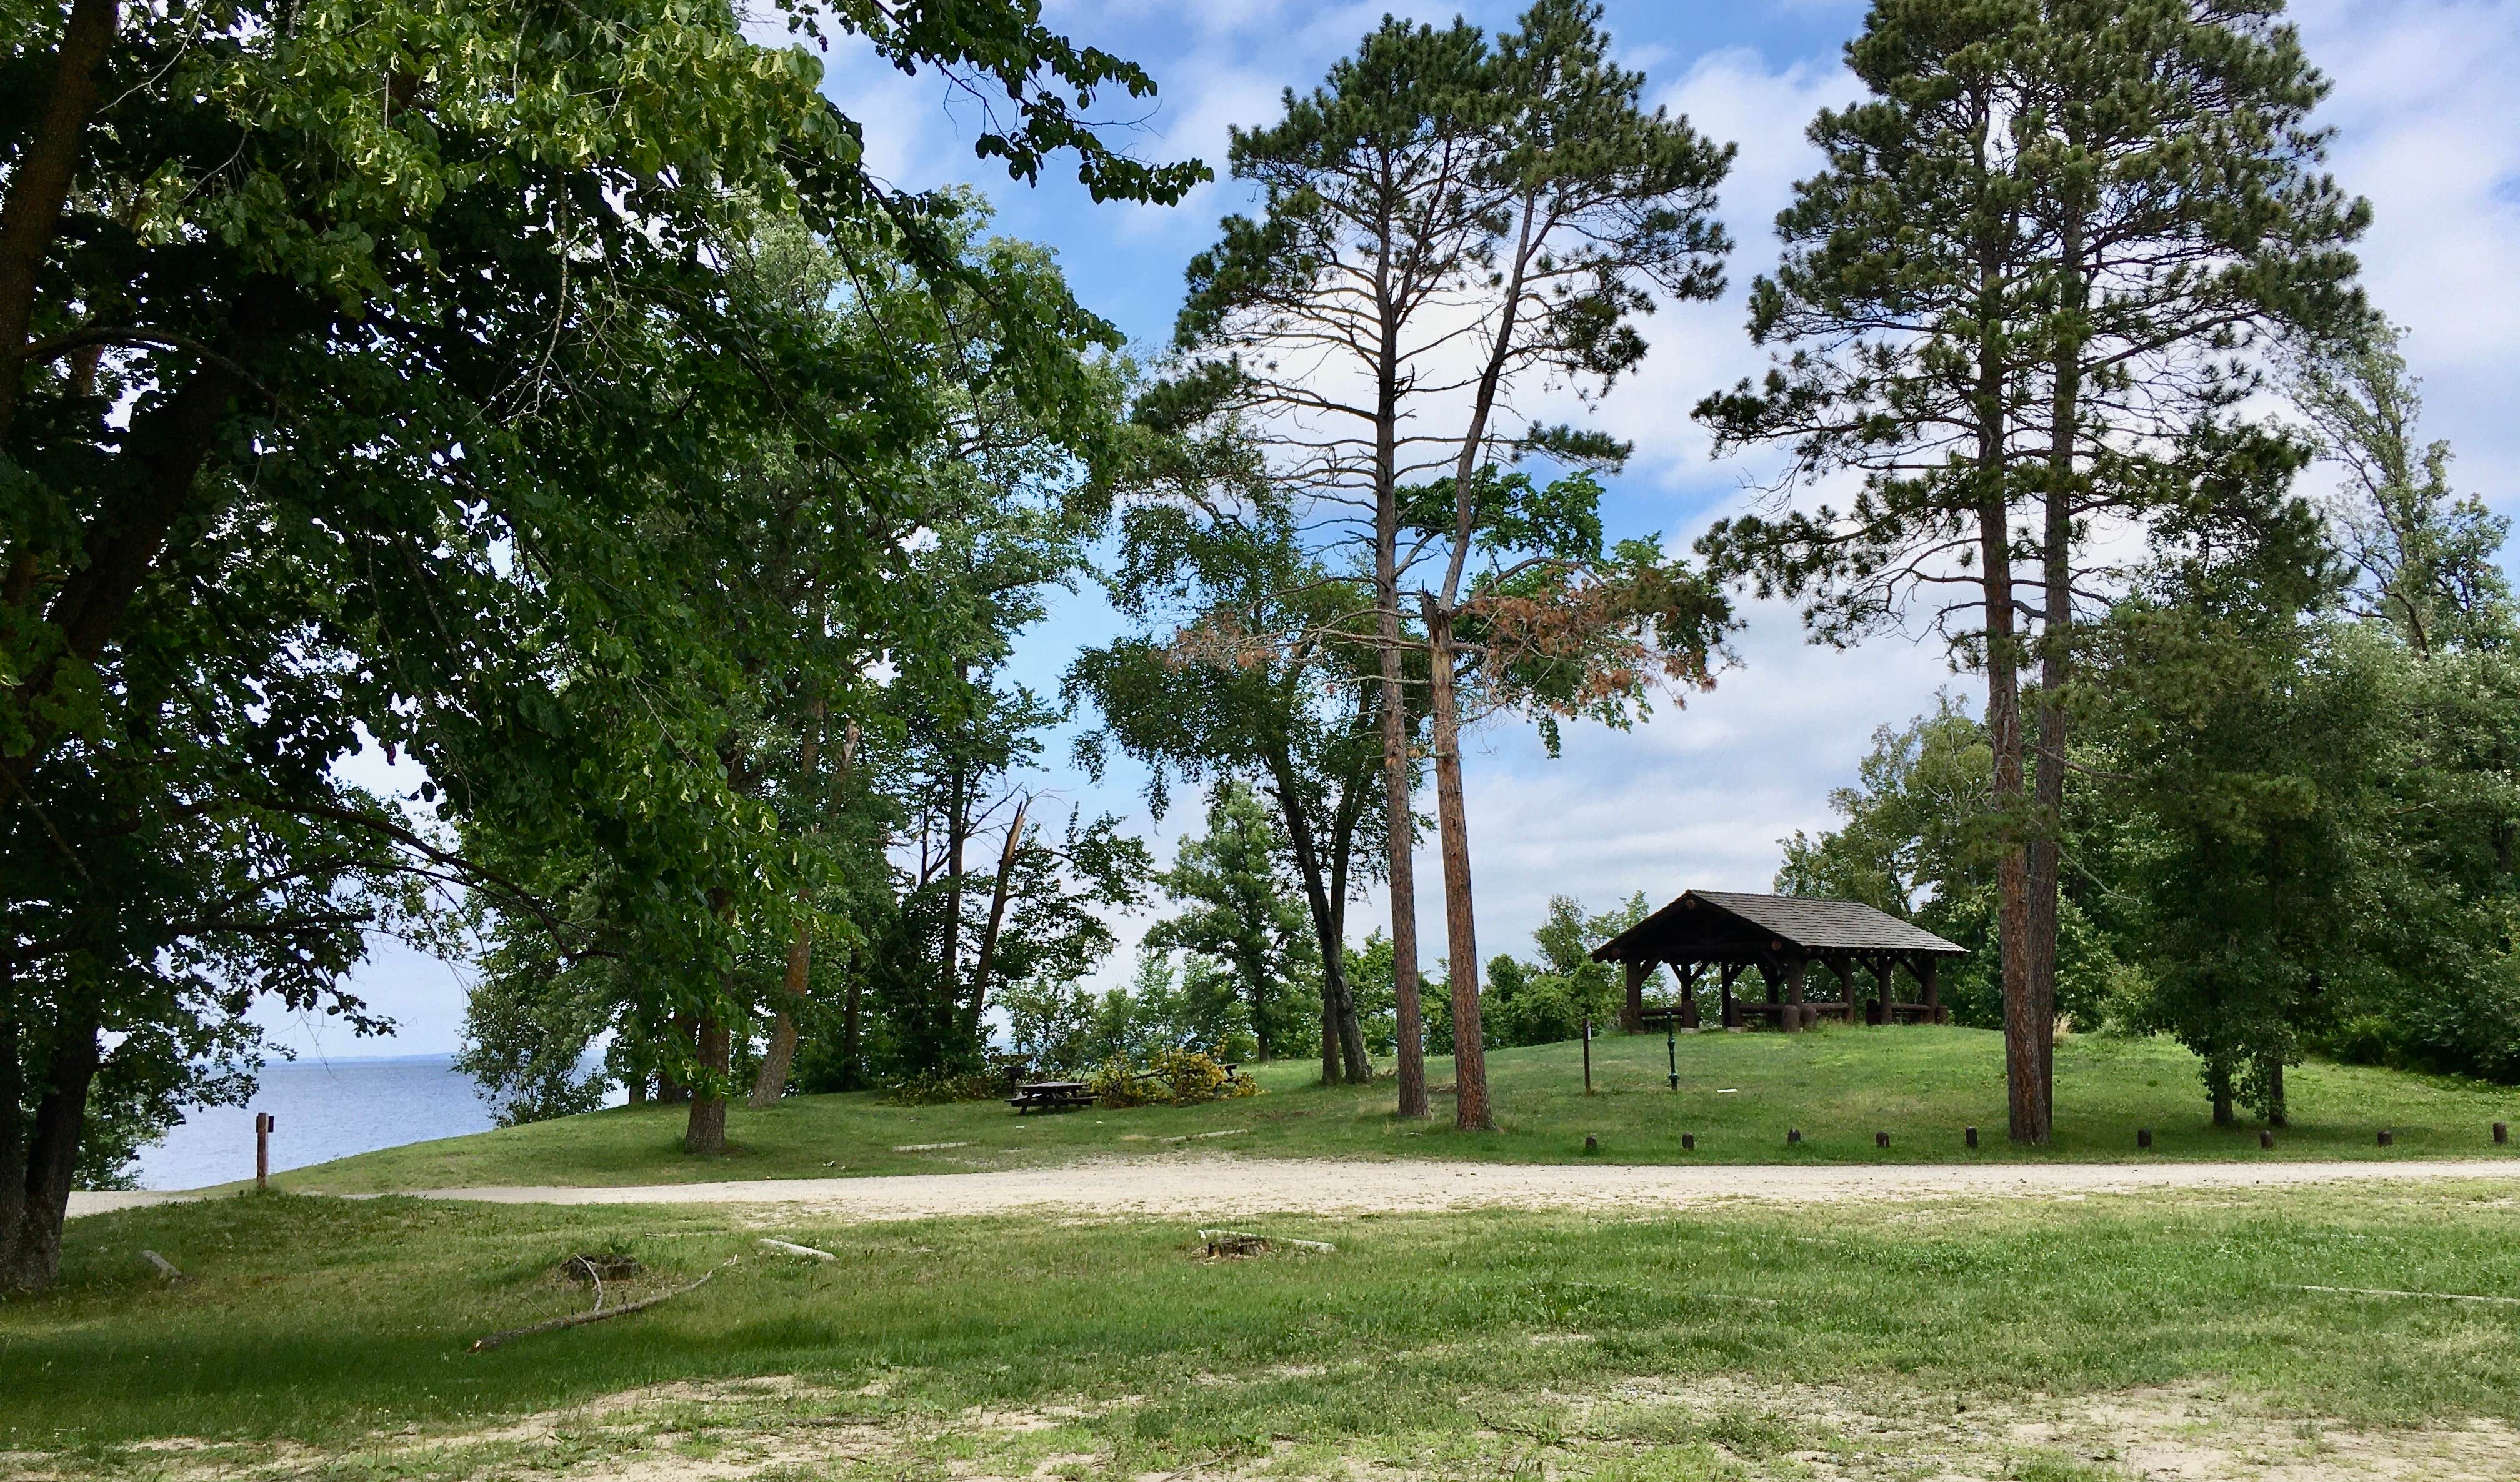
xmin=758 ymin=1237 xmax=840 ymax=1262
xmin=2279 ymin=1283 xmax=2520 ymax=1306
xmin=1196 ymin=1228 xmax=1335 ymax=1254
xmin=471 ymin=1258 xmax=736 ymax=1351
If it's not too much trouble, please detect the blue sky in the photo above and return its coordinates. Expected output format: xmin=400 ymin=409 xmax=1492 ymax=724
xmin=276 ymin=0 xmax=2520 ymax=1060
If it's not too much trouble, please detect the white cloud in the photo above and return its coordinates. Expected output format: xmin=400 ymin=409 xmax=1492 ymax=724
xmin=2294 ymin=0 xmax=2520 ymax=497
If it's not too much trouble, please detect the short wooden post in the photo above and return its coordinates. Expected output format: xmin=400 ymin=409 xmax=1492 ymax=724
xmin=1681 ymin=1132 xmax=1696 ymax=1151
xmin=2136 ymin=1127 xmax=2152 ymax=1150
xmin=1964 ymin=1125 xmax=1979 ymax=1150
xmin=2496 ymin=1121 xmax=2508 ymax=1145
xmin=2377 ymin=1129 xmax=2393 ymax=1147
xmin=255 ymin=1112 xmax=273 ymax=1191
xmin=1582 ymin=1017 xmax=1593 ymax=1096
xmin=1875 ymin=1130 xmax=1889 ymax=1148
xmin=2259 ymin=1130 xmax=2273 ymax=1150
xmin=1788 ymin=1128 xmax=1801 ymax=1145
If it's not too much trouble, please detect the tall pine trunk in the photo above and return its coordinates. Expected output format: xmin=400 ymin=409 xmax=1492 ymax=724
xmin=2024 ymin=226 xmax=2085 ymax=1138
xmin=1422 ymin=602 xmax=1492 ymax=1131
xmin=1972 ymin=247 xmax=2048 ymax=1145
xmin=1374 ymin=337 xmax=1428 ymax=1119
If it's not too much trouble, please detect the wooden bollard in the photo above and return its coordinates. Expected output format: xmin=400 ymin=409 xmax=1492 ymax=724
xmin=1875 ymin=1130 xmax=1890 ymax=1148
xmin=2136 ymin=1128 xmax=2152 ymax=1150
xmin=2496 ymin=1122 xmax=2508 ymax=1145
xmin=1965 ymin=1126 xmax=1979 ymax=1150
xmin=255 ymin=1112 xmax=274 ymax=1191
xmin=1787 ymin=1128 xmax=1802 ymax=1145
xmin=1681 ymin=1133 xmax=1696 ymax=1152
xmin=2377 ymin=1129 xmax=2394 ymax=1147
xmin=2259 ymin=1130 xmax=2273 ymax=1150
xmin=1583 ymin=1135 xmax=1598 ymax=1154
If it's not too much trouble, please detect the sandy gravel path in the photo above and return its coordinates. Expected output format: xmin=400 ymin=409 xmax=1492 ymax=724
xmin=70 ymin=1156 xmax=2518 ymax=1221
xmin=328 ymin=1157 xmax=2520 ymax=1219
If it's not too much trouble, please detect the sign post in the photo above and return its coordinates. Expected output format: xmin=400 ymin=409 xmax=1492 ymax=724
xmin=255 ymin=1112 xmax=274 ymax=1191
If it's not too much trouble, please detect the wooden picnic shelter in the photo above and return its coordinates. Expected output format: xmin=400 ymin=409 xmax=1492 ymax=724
xmin=1590 ymin=890 xmax=1968 ymax=1033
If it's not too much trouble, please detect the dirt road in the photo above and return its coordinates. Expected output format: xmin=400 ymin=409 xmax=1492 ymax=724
xmin=69 ymin=1155 xmax=2513 ymax=1222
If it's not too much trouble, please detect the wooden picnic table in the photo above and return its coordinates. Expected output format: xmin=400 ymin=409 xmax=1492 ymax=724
xmin=1008 ymin=1080 xmax=1094 ymax=1115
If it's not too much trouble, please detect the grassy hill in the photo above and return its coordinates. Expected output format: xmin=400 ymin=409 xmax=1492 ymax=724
xmin=261 ymin=1025 xmax=2520 ymax=1195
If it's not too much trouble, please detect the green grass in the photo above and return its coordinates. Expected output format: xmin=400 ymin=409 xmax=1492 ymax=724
xmin=266 ymin=1027 xmax=2520 ymax=1195
xmin=11 ymin=1182 xmax=2520 ymax=1470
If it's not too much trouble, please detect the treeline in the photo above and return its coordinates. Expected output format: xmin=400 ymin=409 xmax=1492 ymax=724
xmin=10 ymin=0 xmax=2511 ymax=1303
xmin=1783 ymin=324 xmax=2520 ymax=1116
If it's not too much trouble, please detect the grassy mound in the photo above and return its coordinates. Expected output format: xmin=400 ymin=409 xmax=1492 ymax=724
xmin=252 ymin=1026 xmax=2520 ymax=1195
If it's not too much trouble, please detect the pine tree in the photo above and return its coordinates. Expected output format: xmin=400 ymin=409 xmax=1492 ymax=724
xmin=1699 ymin=0 xmax=2366 ymax=1142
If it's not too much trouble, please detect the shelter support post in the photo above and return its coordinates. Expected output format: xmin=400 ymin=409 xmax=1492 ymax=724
xmin=1920 ymin=955 xmax=1944 ymax=1023
xmin=1671 ymin=962 xmax=1701 ymax=1030
xmin=1785 ymin=958 xmax=1806 ymax=1033
xmin=1622 ymin=958 xmax=1648 ymax=1032
xmin=1719 ymin=963 xmax=1741 ymax=1029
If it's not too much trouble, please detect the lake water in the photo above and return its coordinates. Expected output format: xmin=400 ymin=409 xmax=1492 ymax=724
xmin=134 ymin=1054 xmax=499 ymax=1191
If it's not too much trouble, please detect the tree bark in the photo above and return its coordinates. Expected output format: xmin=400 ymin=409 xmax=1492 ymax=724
xmin=748 ymin=917 xmax=807 ymax=1110
xmin=0 ymin=0 xmax=121 ymax=447
xmin=966 ymin=797 xmax=1028 ymax=1044
xmin=1375 ymin=380 xmax=1428 ymax=1119
xmin=684 ymin=1012 xmax=731 ymax=1154
xmin=1422 ymin=600 xmax=1492 ymax=1132
xmin=1 ymin=1005 xmax=100 ymax=1293
xmin=943 ymin=731 xmax=969 ymax=1030
xmin=1325 ymin=758 xmax=1372 ymax=1083
xmin=2024 ymin=221 xmax=2084 ymax=1139
xmin=1268 ymin=745 xmax=1369 ymax=1085
xmin=1972 ymin=245 xmax=2047 ymax=1145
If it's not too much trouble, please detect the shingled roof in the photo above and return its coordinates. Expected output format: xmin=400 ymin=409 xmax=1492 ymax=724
xmin=1591 ymin=889 xmax=1966 ymax=963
